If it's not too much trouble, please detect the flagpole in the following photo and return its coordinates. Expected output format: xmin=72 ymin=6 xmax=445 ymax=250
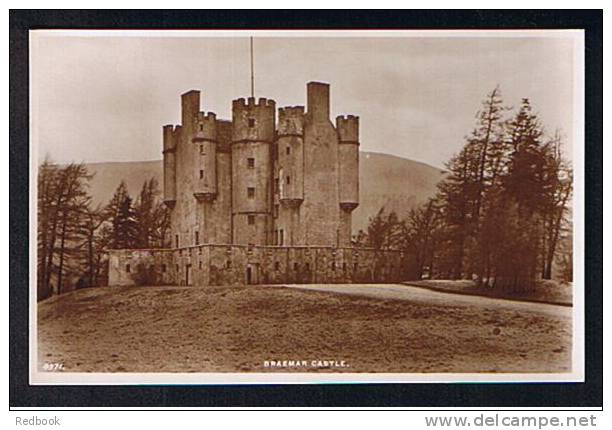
xmin=250 ymin=36 xmax=254 ymax=98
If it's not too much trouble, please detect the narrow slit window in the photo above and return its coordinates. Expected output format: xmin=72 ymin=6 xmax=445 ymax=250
xmin=126 ymin=264 xmax=131 ymax=273
xmin=195 ymin=231 xmax=199 ymax=245
xmin=286 ymin=146 xmax=291 ymax=155
xmin=199 ymin=169 xmax=204 ymax=179
xmin=286 ymin=176 xmax=291 ymax=185
xmin=247 ymin=187 xmax=255 ymax=198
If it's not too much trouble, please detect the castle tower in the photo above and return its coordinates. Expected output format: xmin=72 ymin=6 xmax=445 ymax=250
xmin=275 ymin=106 xmax=305 ymax=245
xmin=231 ymin=97 xmax=276 ymax=245
xmin=162 ymin=124 xmax=177 ymax=208
xmin=301 ymin=82 xmax=341 ymax=246
xmin=193 ymin=112 xmax=218 ymax=202
xmin=337 ymin=115 xmax=360 ymax=246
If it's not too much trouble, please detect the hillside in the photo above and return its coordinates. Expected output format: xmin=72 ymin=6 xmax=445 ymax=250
xmin=84 ymin=152 xmax=445 ymax=232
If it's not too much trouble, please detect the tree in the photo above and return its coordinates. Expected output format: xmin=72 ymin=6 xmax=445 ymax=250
xmin=134 ymin=178 xmax=170 ymax=248
xmin=539 ymin=132 xmax=573 ymax=279
xmin=404 ymin=197 xmax=443 ymax=280
xmin=365 ymin=207 xmax=404 ymax=250
xmin=106 ymin=181 xmax=138 ymax=249
xmin=37 ymin=161 xmax=93 ymax=298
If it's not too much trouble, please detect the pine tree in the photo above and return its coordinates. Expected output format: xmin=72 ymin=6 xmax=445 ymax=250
xmin=106 ymin=181 xmax=138 ymax=249
xmin=133 ymin=178 xmax=170 ymax=249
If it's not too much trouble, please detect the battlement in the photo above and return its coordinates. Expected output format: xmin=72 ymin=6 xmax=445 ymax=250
xmin=232 ymin=97 xmax=276 ymax=109
xmin=278 ymin=106 xmax=305 ymax=136
xmin=163 ymin=124 xmax=179 ymax=151
xmin=336 ymin=115 xmax=359 ymax=143
xmin=278 ymin=106 xmax=305 ymax=117
xmin=197 ymin=111 xmax=218 ymax=121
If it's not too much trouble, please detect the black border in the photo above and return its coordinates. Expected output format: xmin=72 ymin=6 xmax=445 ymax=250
xmin=9 ymin=9 xmax=603 ymax=408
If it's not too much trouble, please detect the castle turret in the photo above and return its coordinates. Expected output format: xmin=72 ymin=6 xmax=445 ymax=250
xmin=231 ymin=97 xmax=276 ymax=245
xmin=193 ymin=112 xmax=218 ymax=202
xmin=337 ymin=115 xmax=359 ymax=247
xmin=162 ymin=124 xmax=177 ymax=208
xmin=277 ymin=106 xmax=305 ymax=205
xmin=337 ymin=115 xmax=360 ymax=212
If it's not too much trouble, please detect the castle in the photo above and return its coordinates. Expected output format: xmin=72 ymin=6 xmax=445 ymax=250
xmin=164 ymin=81 xmax=358 ymax=248
xmin=109 ymin=82 xmax=405 ymax=287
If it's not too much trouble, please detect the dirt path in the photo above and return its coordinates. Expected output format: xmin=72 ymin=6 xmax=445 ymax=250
xmin=279 ymin=284 xmax=572 ymax=320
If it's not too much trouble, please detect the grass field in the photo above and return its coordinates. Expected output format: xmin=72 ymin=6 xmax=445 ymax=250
xmin=37 ymin=285 xmax=571 ymax=373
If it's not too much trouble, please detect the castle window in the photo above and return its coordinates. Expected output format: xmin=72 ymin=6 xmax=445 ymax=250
xmin=294 ymin=262 xmax=299 ymax=271
xmin=226 ymin=260 xmax=232 ymax=269
xmin=162 ymin=264 xmax=167 ymax=273
xmin=125 ymin=264 xmax=131 ymax=273
xmin=199 ymin=123 xmax=204 ymax=131
xmin=286 ymin=146 xmax=291 ymax=155
xmin=175 ymin=235 xmax=179 ymax=248
xmin=248 ymin=215 xmax=255 ymax=225
xmin=199 ymin=261 xmax=203 ymax=269
xmin=286 ymin=176 xmax=291 ymax=185
xmin=331 ymin=262 xmax=336 ymax=271
xmin=274 ymin=261 xmax=280 ymax=271
xmin=247 ymin=157 xmax=255 ymax=169
xmin=199 ymin=170 xmax=204 ymax=179
xmin=279 ymin=229 xmax=284 ymax=246
xmin=200 ymin=145 xmax=203 ymax=153
xmin=248 ymin=118 xmax=256 ymax=128
xmin=274 ymin=178 xmax=279 ymax=194
xmin=354 ymin=262 xmax=358 ymax=272
xmin=247 ymin=187 xmax=255 ymax=198
xmin=175 ymin=264 xmax=179 ymax=273
xmin=305 ymin=262 xmax=310 ymax=271
xmin=343 ymin=262 xmax=347 ymax=271
xmin=195 ymin=231 xmax=199 ymax=245
xmin=274 ymin=229 xmax=278 ymax=245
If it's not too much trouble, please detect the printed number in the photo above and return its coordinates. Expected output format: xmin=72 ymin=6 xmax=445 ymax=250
xmin=42 ymin=362 xmax=64 ymax=371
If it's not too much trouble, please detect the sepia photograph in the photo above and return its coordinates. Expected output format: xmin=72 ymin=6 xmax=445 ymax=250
xmin=28 ymin=29 xmax=584 ymax=385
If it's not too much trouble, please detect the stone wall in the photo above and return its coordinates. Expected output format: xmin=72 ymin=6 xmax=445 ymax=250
xmin=108 ymin=245 xmax=407 ymax=287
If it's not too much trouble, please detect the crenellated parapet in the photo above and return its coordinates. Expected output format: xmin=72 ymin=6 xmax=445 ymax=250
xmin=336 ymin=115 xmax=360 ymax=144
xmin=232 ymin=97 xmax=276 ymax=143
xmin=278 ymin=106 xmax=305 ymax=136
xmin=192 ymin=112 xmax=218 ymax=143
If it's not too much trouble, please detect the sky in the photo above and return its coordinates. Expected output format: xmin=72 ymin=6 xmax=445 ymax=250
xmin=30 ymin=31 xmax=580 ymax=169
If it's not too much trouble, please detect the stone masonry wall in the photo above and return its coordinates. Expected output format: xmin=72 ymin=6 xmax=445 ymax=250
xmin=108 ymin=246 xmax=407 ymax=287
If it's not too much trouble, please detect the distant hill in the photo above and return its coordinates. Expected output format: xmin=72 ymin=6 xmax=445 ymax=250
xmin=84 ymin=152 xmax=445 ymax=233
